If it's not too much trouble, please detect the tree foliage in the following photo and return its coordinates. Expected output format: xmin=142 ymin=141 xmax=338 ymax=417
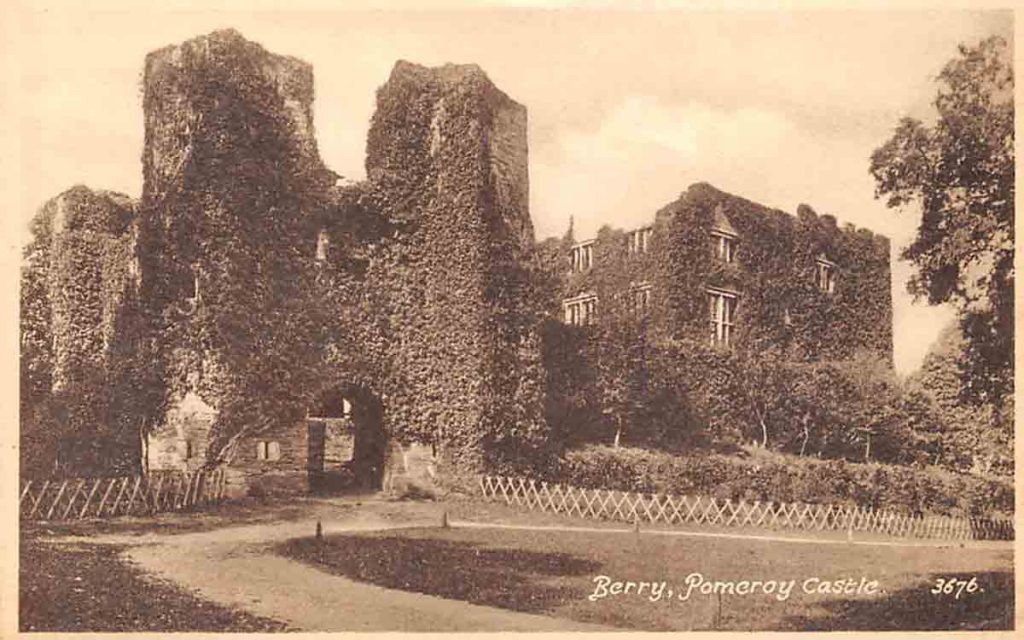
xmin=907 ymin=321 xmax=1013 ymax=476
xmin=870 ymin=36 xmax=1014 ymax=405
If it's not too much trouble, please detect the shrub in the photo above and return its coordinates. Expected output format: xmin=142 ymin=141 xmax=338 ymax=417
xmin=552 ymin=445 xmax=1013 ymax=518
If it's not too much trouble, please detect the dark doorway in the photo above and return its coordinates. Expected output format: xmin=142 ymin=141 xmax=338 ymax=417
xmin=307 ymin=384 xmax=385 ymax=494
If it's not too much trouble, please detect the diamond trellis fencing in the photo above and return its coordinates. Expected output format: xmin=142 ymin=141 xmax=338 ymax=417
xmin=478 ymin=475 xmax=1014 ymax=542
xmin=19 ymin=468 xmax=227 ymax=522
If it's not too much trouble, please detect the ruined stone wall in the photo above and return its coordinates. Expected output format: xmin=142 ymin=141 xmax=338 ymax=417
xmin=145 ymin=391 xmax=216 ymax=473
xmin=24 ymin=32 xmax=551 ymax=487
xmin=223 ymin=420 xmax=311 ymax=498
xmin=20 ymin=186 xmax=144 ymax=476
xmin=139 ymin=29 xmax=335 ymax=473
xmin=363 ymin=61 xmax=548 ymax=475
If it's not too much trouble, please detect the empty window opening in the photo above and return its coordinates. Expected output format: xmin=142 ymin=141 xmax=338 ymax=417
xmin=316 ymin=228 xmax=330 ymax=262
xmin=816 ymin=256 xmax=837 ymax=293
xmin=707 ymin=288 xmax=738 ymax=347
xmin=564 ymin=293 xmax=598 ymax=326
xmin=628 ymin=227 xmax=653 ymax=254
xmin=571 ymin=241 xmax=595 ymax=272
xmin=711 ymin=230 xmax=738 ymax=263
xmin=629 ymin=282 xmax=652 ymax=315
xmin=257 ymin=440 xmax=282 ymax=461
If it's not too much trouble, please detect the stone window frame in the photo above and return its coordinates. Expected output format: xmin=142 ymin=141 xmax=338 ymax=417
xmin=570 ymin=240 xmax=595 ymax=272
xmin=628 ymin=281 xmax=653 ymax=315
xmin=315 ymin=228 xmax=330 ymax=263
xmin=710 ymin=228 xmax=738 ymax=264
xmin=816 ymin=255 xmax=838 ymax=293
xmin=563 ymin=292 xmax=598 ymax=326
xmin=185 ymin=262 xmax=201 ymax=311
xmin=627 ymin=226 xmax=653 ymax=255
xmin=707 ymin=287 xmax=738 ymax=347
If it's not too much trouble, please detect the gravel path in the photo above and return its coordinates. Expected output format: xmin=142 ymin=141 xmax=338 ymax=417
xmin=73 ymin=500 xmax=611 ymax=632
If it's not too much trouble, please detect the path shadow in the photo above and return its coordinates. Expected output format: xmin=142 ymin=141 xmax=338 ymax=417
xmin=277 ymin=530 xmax=600 ymax=614
xmin=779 ymin=571 xmax=1013 ymax=631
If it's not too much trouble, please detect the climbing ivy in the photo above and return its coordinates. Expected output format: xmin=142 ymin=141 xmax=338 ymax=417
xmin=23 ymin=33 xmax=553 ymax=481
xmin=362 ymin=61 xmax=549 ymax=476
xmin=542 ymin=182 xmax=899 ymax=459
xmin=140 ymin=30 xmax=336 ymax=466
xmin=20 ymin=187 xmax=144 ymax=477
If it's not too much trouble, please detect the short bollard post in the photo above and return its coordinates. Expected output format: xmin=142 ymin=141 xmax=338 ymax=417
xmin=442 ymin=510 xmax=450 ymax=528
xmin=315 ymin=518 xmax=323 ymax=541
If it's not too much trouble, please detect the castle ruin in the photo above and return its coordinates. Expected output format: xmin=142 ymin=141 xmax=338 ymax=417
xmin=20 ymin=29 xmax=892 ymax=496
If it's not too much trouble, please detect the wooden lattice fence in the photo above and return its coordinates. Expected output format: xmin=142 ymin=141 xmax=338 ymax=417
xmin=20 ymin=468 xmax=227 ymax=521
xmin=479 ymin=476 xmax=1014 ymax=542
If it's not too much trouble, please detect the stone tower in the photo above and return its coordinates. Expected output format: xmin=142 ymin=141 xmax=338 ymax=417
xmin=365 ymin=60 xmax=547 ymax=473
xmin=139 ymin=29 xmax=334 ymax=469
xmin=21 ymin=186 xmax=142 ymax=475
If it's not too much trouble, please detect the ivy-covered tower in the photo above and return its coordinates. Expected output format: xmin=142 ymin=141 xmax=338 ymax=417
xmin=363 ymin=61 xmax=548 ymax=474
xmin=20 ymin=186 xmax=145 ymax=476
xmin=138 ymin=29 xmax=335 ymax=473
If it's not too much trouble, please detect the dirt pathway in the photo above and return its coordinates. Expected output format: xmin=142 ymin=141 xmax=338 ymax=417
xmin=69 ymin=500 xmax=612 ymax=631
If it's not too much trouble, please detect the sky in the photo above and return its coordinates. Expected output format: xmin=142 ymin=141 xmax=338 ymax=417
xmin=3 ymin=3 xmax=1013 ymax=374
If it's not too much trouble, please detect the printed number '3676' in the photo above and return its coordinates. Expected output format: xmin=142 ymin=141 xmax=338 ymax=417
xmin=930 ymin=577 xmax=981 ymax=599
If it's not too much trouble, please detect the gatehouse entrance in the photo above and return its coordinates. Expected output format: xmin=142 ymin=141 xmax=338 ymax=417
xmin=306 ymin=384 xmax=386 ymax=494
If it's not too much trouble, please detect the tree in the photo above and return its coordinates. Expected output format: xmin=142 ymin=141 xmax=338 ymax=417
xmin=908 ymin=321 xmax=1013 ymax=475
xmin=870 ymin=36 xmax=1014 ymax=406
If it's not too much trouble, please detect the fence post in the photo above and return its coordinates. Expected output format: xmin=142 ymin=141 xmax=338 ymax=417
xmin=45 ymin=480 xmax=69 ymax=520
xmin=78 ymin=478 xmax=102 ymax=519
xmin=95 ymin=477 xmax=117 ymax=517
xmin=28 ymin=480 xmax=48 ymax=518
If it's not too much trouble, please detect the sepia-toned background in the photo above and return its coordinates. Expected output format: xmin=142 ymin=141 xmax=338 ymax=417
xmin=2 ymin=0 xmax=1017 ymax=636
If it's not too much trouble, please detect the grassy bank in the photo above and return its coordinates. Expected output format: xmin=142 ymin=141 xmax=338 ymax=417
xmin=19 ymin=538 xmax=288 ymax=632
xmin=278 ymin=524 xmax=1013 ymax=631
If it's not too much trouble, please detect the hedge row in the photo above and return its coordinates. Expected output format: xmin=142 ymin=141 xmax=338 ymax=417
xmin=553 ymin=445 xmax=1013 ymax=518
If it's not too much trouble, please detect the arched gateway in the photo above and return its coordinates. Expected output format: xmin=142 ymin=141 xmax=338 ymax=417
xmin=305 ymin=384 xmax=387 ymax=494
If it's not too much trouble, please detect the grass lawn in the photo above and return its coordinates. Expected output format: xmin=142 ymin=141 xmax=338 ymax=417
xmin=19 ymin=538 xmax=288 ymax=632
xmin=278 ymin=524 xmax=1013 ymax=631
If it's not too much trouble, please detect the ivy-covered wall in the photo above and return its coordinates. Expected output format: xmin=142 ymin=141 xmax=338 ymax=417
xmin=20 ymin=186 xmax=145 ymax=477
xmin=21 ymin=29 xmax=899 ymax=488
xmin=557 ymin=182 xmax=892 ymax=361
xmin=360 ymin=61 xmax=548 ymax=475
xmin=22 ymin=30 xmax=551 ymax=487
xmin=139 ymin=29 xmax=336 ymax=470
xmin=543 ymin=182 xmax=894 ymax=454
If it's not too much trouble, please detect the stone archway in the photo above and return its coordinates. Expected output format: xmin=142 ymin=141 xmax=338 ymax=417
xmin=306 ymin=384 xmax=386 ymax=494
